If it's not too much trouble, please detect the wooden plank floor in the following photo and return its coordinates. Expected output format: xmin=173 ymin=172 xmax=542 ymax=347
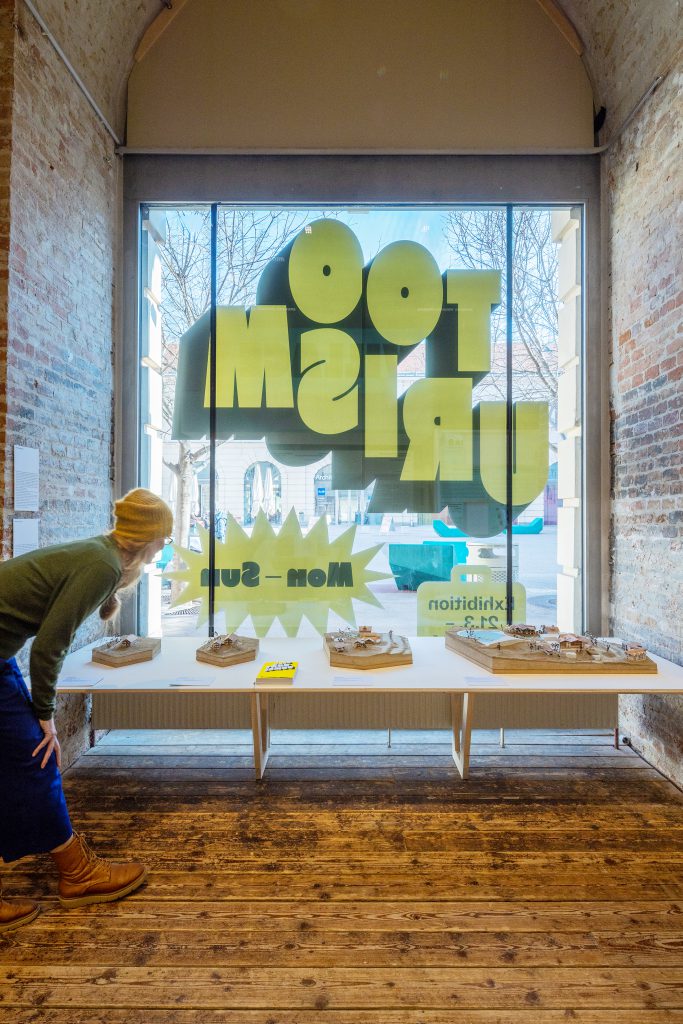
xmin=1 ymin=730 xmax=683 ymax=1023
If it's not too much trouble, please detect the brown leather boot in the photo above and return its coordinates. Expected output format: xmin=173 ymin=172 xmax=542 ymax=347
xmin=51 ymin=832 xmax=147 ymax=908
xmin=0 ymin=881 xmax=40 ymax=932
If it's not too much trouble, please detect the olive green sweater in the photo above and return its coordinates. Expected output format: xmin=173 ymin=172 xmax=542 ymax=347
xmin=0 ymin=535 xmax=122 ymax=719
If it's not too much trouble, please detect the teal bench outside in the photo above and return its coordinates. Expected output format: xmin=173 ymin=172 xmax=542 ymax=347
xmin=389 ymin=541 xmax=467 ymax=591
xmin=432 ymin=517 xmax=543 ymax=538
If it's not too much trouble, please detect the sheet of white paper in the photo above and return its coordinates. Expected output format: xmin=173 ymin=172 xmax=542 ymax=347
xmin=465 ymin=675 xmax=501 ymax=685
xmin=332 ymin=676 xmax=372 ymax=686
xmin=168 ymin=677 xmax=216 ymax=687
xmin=14 ymin=446 xmax=39 ymax=511
xmin=59 ymin=676 xmax=103 ymax=688
xmin=13 ymin=517 xmax=40 ymax=557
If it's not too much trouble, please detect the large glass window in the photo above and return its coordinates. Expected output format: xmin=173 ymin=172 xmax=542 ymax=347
xmin=137 ymin=205 xmax=583 ymax=640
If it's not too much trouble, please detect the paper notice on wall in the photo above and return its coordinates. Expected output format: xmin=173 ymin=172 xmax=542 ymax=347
xmin=13 ymin=518 xmax=40 ymax=557
xmin=14 ymin=446 xmax=39 ymax=511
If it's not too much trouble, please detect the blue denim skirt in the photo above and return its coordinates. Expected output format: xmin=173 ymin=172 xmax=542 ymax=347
xmin=0 ymin=657 xmax=72 ymax=862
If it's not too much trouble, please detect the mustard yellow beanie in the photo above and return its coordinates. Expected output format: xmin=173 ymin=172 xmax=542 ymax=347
xmin=113 ymin=488 xmax=173 ymax=545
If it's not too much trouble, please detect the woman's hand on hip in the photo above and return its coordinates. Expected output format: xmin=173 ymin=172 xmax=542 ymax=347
xmin=33 ymin=718 xmax=61 ymax=769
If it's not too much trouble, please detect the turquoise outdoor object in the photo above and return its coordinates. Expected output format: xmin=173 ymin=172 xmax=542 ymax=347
xmin=422 ymin=540 xmax=469 ymax=563
xmin=389 ymin=542 xmax=465 ymax=591
xmin=433 ymin=517 xmax=543 ymax=538
xmin=156 ymin=543 xmax=175 ymax=571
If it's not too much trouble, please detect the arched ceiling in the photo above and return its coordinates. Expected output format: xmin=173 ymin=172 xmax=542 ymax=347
xmin=25 ymin=0 xmax=161 ymax=136
xmin=560 ymin=0 xmax=681 ymax=138
xmin=28 ymin=0 xmax=682 ymax=143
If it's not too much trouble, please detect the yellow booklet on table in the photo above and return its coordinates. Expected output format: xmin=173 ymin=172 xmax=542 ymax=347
xmin=255 ymin=660 xmax=298 ymax=684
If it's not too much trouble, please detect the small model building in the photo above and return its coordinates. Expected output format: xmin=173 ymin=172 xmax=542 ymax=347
xmin=324 ymin=627 xmax=412 ymax=669
xmin=503 ymin=623 xmax=539 ymax=638
xmin=622 ymin=641 xmax=647 ymax=661
xmin=196 ymin=633 xmax=259 ymax=667
xmin=535 ymin=638 xmax=561 ymax=654
xmin=92 ymin=635 xmax=161 ymax=667
xmin=354 ymin=626 xmax=381 ymax=644
xmin=557 ymin=633 xmax=592 ymax=650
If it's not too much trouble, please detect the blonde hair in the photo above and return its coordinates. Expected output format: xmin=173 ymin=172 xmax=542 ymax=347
xmin=99 ymin=533 xmax=158 ymax=621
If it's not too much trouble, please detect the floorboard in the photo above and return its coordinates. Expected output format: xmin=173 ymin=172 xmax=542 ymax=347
xmin=1 ymin=731 xmax=682 ymax=1021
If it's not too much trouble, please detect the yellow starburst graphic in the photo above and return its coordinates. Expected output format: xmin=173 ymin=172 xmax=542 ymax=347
xmin=164 ymin=509 xmax=390 ymax=636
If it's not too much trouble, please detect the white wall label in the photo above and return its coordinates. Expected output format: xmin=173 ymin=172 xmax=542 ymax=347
xmin=14 ymin=446 xmax=40 ymax=511
xmin=13 ymin=517 xmax=40 ymax=557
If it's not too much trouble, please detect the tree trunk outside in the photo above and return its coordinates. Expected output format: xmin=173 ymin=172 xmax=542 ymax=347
xmin=170 ymin=442 xmax=199 ymax=604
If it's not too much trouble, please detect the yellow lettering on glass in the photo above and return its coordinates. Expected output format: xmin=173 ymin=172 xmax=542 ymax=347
xmin=298 ymin=328 xmax=359 ymax=435
xmin=446 ymin=270 xmax=501 ymax=372
xmin=401 ymin=379 xmax=473 ymax=481
xmin=206 ymin=306 xmax=293 ymax=409
xmin=364 ymin=354 xmax=398 ymax=458
xmin=366 ymin=241 xmax=442 ymax=346
xmin=479 ymin=401 xmax=549 ymax=504
xmin=166 ymin=510 xmax=391 ymax=637
xmin=416 ymin=566 xmax=527 ymax=636
xmin=289 ymin=220 xmax=363 ymax=324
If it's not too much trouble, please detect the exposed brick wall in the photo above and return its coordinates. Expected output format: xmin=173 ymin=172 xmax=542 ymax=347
xmin=7 ymin=3 xmax=117 ymax=545
xmin=0 ymin=1 xmax=14 ymax=543
xmin=0 ymin=3 xmax=120 ymax=765
xmin=605 ymin=60 xmax=683 ymax=788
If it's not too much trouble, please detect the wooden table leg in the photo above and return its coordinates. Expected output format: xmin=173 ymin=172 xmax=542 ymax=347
xmin=251 ymin=692 xmax=270 ymax=780
xmin=451 ymin=694 xmax=462 ymax=756
xmin=260 ymin=693 xmax=270 ymax=752
xmin=451 ymin=692 xmax=473 ymax=780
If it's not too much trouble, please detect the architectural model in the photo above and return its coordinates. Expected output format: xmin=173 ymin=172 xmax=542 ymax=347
xmin=324 ymin=626 xmax=413 ymax=669
xmin=92 ymin=635 xmax=161 ymax=667
xmin=446 ymin=625 xmax=657 ymax=674
xmin=196 ymin=633 xmax=259 ymax=667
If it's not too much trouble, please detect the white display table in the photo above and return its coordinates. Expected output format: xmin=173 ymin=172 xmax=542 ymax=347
xmin=56 ymin=637 xmax=683 ymax=780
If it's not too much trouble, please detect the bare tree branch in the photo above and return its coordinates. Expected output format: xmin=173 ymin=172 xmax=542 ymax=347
xmin=443 ymin=209 xmax=559 ymax=413
xmin=151 ymin=207 xmax=311 ymax=562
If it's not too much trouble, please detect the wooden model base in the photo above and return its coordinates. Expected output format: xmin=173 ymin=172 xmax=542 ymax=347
xmin=92 ymin=636 xmax=161 ymax=667
xmin=324 ymin=631 xmax=413 ymax=670
xmin=445 ymin=630 xmax=658 ymax=674
xmin=196 ymin=634 xmax=259 ymax=667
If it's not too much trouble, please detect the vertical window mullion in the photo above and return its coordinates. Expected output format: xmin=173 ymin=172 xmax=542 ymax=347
xmin=208 ymin=203 xmax=218 ymax=637
xmin=505 ymin=205 xmax=514 ymax=624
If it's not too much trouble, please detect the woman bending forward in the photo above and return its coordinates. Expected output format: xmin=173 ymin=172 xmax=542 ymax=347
xmin=0 ymin=488 xmax=173 ymax=931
